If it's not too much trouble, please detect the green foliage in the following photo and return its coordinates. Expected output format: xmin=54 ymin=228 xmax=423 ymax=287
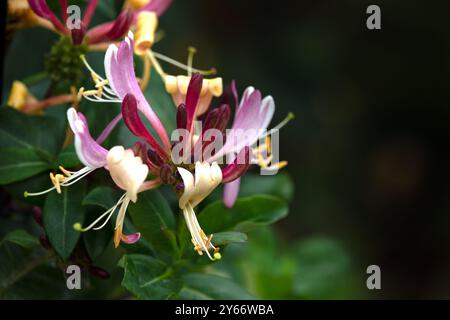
xmin=118 ymin=254 xmax=181 ymax=299
xmin=0 ymin=230 xmax=58 ymax=299
xmin=177 ymin=273 xmax=255 ymax=300
xmin=0 ymin=108 xmax=66 ymax=185
xmin=128 ymin=190 xmax=178 ymax=257
xmin=43 ymin=180 xmax=87 ymax=259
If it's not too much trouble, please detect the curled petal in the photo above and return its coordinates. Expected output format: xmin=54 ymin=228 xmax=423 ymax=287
xmin=120 ymin=232 xmax=141 ymax=244
xmin=221 ymin=146 xmax=251 ymax=183
xmin=67 ymin=108 xmax=107 ymax=168
xmin=178 ymin=162 xmax=222 ymax=209
xmin=107 ymin=146 xmax=149 ymax=202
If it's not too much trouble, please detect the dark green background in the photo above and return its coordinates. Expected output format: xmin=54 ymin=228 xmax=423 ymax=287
xmin=154 ymin=0 xmax=450 ymax=298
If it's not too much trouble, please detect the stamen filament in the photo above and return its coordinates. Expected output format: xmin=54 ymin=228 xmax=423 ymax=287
xmin=75 ymin=193 xmax=127 ymax=232
xmin=151 ymin=50 xmax=217 ymax=76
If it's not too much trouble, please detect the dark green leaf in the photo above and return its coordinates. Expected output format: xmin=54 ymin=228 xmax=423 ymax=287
xmin=0 ymin=148 xmax=51 ymax=184
xmin=0 ymin=108 xmax=65 ymax=158
xmin=43 ymin=180 xmax=87 ymax=259
xmin=177 ymin=273 xmax=255 ymax=300
xmin=292 ymin=237 xmax=352 ymax=299
xmin=128 ymin=190 xmax=177 ymax=255
xmin=83 ymin=186 xmax=122 ymax=209
xmin=118 ymin=254 xmax=181 ymax=299
xmin=2 ymin=229 xmax=39 ymax=249
xmin=198 ymin=195 xmax=288 ymax=233
xmin=212 ymin=232 xmax=247 ymax=245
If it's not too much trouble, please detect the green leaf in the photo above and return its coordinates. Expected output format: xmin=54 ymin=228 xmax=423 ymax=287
xmin=177 ymin=273 xmax=255 ymax=300
xmin=212 ymin=232 xmax=247 ymax=245
xmin=118 ymin=254 xmax=181 ymax=300
xmin=0 ymin=148 xmax=51 ymax=184
xmin=239 ymin=173 xmax=294 ymax=201
xmin=128 ymin=190 xmax=177 ymax=255
xmin=0 ymin=231 xmax=64 ymax=299
xmin=2 ymin=230 xmax=40 ymax=249
xmin=0 ymin=108 xmax=65 ymax=158
xmin=83 ymin=186 xmax=122 ymax=209
xmin=82 ymin=208 xmax=112 ymax=260
xmin=292 ymin=237 xmax=352 ymax=299
xmin=0 ymin=108 xmax=67 ymax=185
xmin=55 ymin=144 xmax=81 ymax=169
xmin=198 ymin=195 xmax=288 ymax=233
xmin=43 ymin=180 xmax=87 ymax=259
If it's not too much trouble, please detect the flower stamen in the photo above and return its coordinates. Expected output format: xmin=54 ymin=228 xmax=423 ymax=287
xmin=24 ymin=166 xmax=95 ymax=197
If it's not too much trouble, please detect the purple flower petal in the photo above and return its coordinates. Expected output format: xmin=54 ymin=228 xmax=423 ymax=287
xmin=121 ymin=232 xmax=141 ymax=244
xmin=223 ymin=178 xmax=241 ymax=208
xmin=67 ymin=108 xmax=108 ymax=168
xmin=222 ymin=146 xmax=251 ymax=183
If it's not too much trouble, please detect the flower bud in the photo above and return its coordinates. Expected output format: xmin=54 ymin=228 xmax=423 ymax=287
xmin=39 ymin=234 xmax=51 ymax=250
xmin=32 ymin=206 xmax=43 ymax=226
xmin=88 ymin=265 xmax=111 ymax=279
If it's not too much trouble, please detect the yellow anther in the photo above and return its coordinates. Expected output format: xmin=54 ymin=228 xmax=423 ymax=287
xmin=266 ymin=136 xmax=272 ymax=154
xmin=49 ymin=172 xmax=65 ymax=194
xmin=58 ymin=166 xmax=72 ymax=177
xmin=94 ymin=79 xmax=108 ymax=88
xmin=266 ymin=161 xmax=288 ymax=171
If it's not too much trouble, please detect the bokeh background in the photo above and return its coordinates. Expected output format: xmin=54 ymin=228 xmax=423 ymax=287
xmin=1 ymin=0 xmax=450 ymax=299
xmin=154 ymin=0 xmax=450 ymax=298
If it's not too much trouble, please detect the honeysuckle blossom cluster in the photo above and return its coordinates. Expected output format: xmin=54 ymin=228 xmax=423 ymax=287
xmin=24 ymin=23 xmax=291 ymax=259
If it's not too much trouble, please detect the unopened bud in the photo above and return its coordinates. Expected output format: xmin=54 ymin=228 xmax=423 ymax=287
xmin=31 ymin=206 xmax=43 ymax=226
xmin=39 ymin=234 xmax=51 ymax=250
xmin=88 ymin=265 xmax=111 ymax=279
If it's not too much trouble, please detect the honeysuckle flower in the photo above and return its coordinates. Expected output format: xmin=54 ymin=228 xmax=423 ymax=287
xmin=208 ymin=82 xmax=292 ymax=208
xmin=74 ymin=145 xmax=158 ymax=248
xmin=78 ymin=35 xmax=254 ymax=258
xmin=107 ymin=146 xmax=148 ymax=247
xmin=177 ymin=162 xmax=223 ymax=260
xmin=27 ymin=0 xmax=133 ymax=46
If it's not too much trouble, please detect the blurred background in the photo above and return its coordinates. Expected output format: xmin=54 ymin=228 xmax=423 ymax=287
xmin=1 ymin=0 xmax=450 ymax=299
xmin=155 ymin=0 xmax=450 ymax=298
